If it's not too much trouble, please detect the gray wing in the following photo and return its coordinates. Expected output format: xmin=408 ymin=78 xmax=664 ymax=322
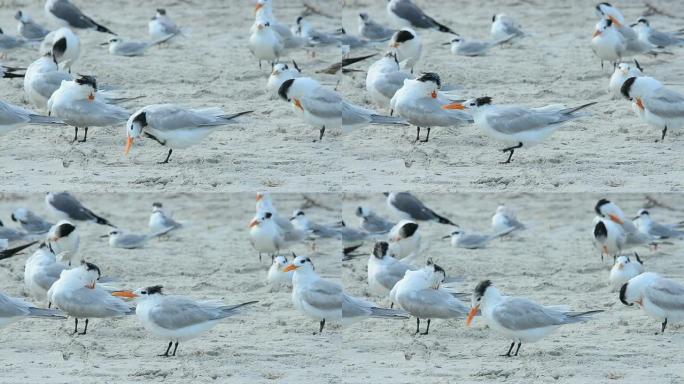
xmin=49 ymin=0 xmax=97 ymax=29
xmin=114 ymin=41 xmax=150 ymax=56
xmin=116 ymin=234 xmax=148 ymax=248
xmin=146 ymin=105 xmax=232 ymax=130
xmin=375 ymin=72 xmax=411 ymax=99
xmin=149 ymin=297 xmax=236 ymax=329
xmin=32 ymin=71 xmax=72 ymax=100
xmin=362 ymin=213 xmax=395 ymax=233
xmin=343 ymin=294 xmax=407 ymax=319
xmin=362 ymin=20 xmax=395 ymax=40
xmin=0 ymin=101 xmax=30 ymax=126
xmin=485 ymin=106 xmax=575 ymax=134
xmin=391 ymin=0 xmax=437 ymax=29
xmin=21 ymin=21 xmax=51 ymax=40
xmin=459 ymin=233 xmax=492 ymax=248
xmin=302 ymin=87 xmax=342 ymax=119
xmin=60 ymin=287 xmax=130 ymax=317
xmin=159 ymin=213 xmax=181 ymax=229
xmin=501 ymin=19 xmax=524 ymax=36
xmin=648 ymin=30 xmax=684 ymax=47
xmin=57 ymin=99 xmax=129 ymax=126
xmin=400 ymin=289 xmax=468 ymax=318
xmin=301 ymin=279 xmax=342 ymax=311
xmin=391 ymin=192 xmax=437 ymax=221
xmin=49 ymin=192 xmax=97 ymax=221
xmin=400 ymin=97 xmax=472 ymax=126
xmin=0 ymin=227 xmax=29 ymax=241
xmin=377 ymin=261 xmax=411 ymax=290
xmin=502 ymin=214 xmax=525 ymax=230
xmin=34 ymin=264 xmax=65 ymax=291
xmin=645 ymin=278 xmax=684 ymax=311
xmin=649 ymin=222 xmax=684 ymax=239
xmin=643 ymin=88 xmax=684 ymax=119
xmin=0 ymin=293 xmax=30 ymax=318
xmin=459 ymin=41 xmax=492 ymax=56
xmin=492 ymin=298 xmax=570 ymax=330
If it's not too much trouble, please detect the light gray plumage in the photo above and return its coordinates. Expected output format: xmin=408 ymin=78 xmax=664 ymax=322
xmin=387 ymin=0 xmax=456 ymax=34
xmin=0 ymin=292 xmax=64 ymax=326
xmin=644 ymin=278 xmax=684 ymax=311
xmin=107 ymin=227 xmax=174 ymax=249
xmin=0 ymin=29 xmax=29 ymax=51
xmin=11 ymin=208 xmax=53 ymax=234
xmin=148 ymin=297 xmax=257 ymax=330
xmin=387 ymin=192 xmax=456 ymax=225
xmin=46 ymin=192 xmax=114 ymax=226
xmin=358 ymin=12 xmax=395 ymax=40
xmin=356 ymin=206 xmax=395 ymax=234
xmin=492 ymin=298 xmax=603 ymax=331
xmin=397 ymin=288 xmax=469 ymax=319
xmin=342 ymin=101 xmax=408 ymax=130
xmin=342 ymin=294 xmax=408 ymax=323
xmin=15 ymin=11 xmax=51 ymax=40
xmin=0 ymin=220 xmax=31 ymax=242
xmin=45 ymin=0 xmax=116 ymax=34
xmin=0 ymin=100 xmax=63 ymax=131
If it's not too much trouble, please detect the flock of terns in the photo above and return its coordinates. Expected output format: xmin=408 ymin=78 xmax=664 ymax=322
xmin=0 ymin=0 xmax=683 ymax=165
xmin=2 ymin=191 xmax=684 ymax=358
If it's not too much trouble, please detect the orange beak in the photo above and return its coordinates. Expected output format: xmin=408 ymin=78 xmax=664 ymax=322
xmin=609 ymin=214 xmax=624 ymax=225
xmin=617 ymin=263 xmax=624 ymax=270
xmin=125 ymin=136 xmax=133 ymax=155
xmin=593 ymin=30 xmax=601 ymax=38
xmin=112 ymin=290 xmax=138 ymax=298
xmin=635 ymin=98 xmax=644 ymax=111
xmin=602 ymin=245 xmax=609 ymax=255
xmin=294 ymin=98 xmax=304 ymax=111
xmin=249 ymin=218 xmax=259 ymax=228
xmin=608 ymin=15 xmax=622 ymax=28
xmin=431 ymin=90 xmax=437 ymax=99
xmin=88 ymin=93 xmax=95 ymax=101
xmin=442 ymin=102 xmax=465 ymax=110
xmin=256 ymin=193 xmax=263 ymax=201
xmin=254 ymin=3 xmax=263 ymax=14
xmin=466 ymin=304 xmax=479 ymax=327
xmin=283 ymin=264 xmax=298 ymax=272
xmin=85 ymin=282 xmax=96 ymax=289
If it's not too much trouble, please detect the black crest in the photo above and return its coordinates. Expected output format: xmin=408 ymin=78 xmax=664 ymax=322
xmin=146 ymin=285 xmax=164 ymax=294
xmin=605 ymin=18 xmax=613 ymax=27
xmin=475 ymin=96 xmax=493 ymax=106
xmin=594 ymin=220 xmax=608 ymax=239
xmin=53 ymin=37 xmax=67 ymax=60
xmin=132 ymin=111 xmax=147 ymax=127
xmin=76 ymin=75 xmax=97 ymax=90
xmin=594 ymin=198 xmax=611 ymax=215
xmin=491 ymin=14 xmax=496 ymax=22
xmin=264 ymin=212 xmax=273 ymax=219
xmin=55 ymin=222 xmax=76 ymax=237
xmin=278 ymin=78 xmax=295 ymax=101
xmin=416 ymin=72 xmax=441 ymax=88
xmin=157 ymin=8 xmax=166 ymax=15
xmin=82 ymin=261 xmax=102 ymax=277
xmin=399 ymin=222 xmax=419 ymax=238
xmin=394 ymin=29 xmax=415 ymax=43
xmin=474 ymin=280 xmax=492 ymax=297
xmin=373 ymin=241 xmax=389 ymax=258
xmin=619 ymin=283 xmax=632 ymax=306
xmin=639 ymin=210 xmax=649 ymax=216
xmin=431 ymin=262 xmax=446 ymax=280
xmin=620 ymin=77 xmax=637 ymax=100
xmin=152 ymin=202 xmax=162 ymax=208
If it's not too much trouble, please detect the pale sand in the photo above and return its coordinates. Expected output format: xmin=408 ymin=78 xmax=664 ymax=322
xmin=0 ymin=193 xmax=342 ymax=383
xmin=0 ymin=1 xmax=683 ymax=192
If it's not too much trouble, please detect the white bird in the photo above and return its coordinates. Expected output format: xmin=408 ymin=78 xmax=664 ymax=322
xmin=385 ymin=192 xmax=457 ymax=224
xmin=125 ymin=104 xmax=251 ymax=163
xmin=391 ymin=73 xmax=472 ymax=142
xmin=50 ymin=261 xmax=133 ymax=335
xmin=268 ymin=255 xmax=293 ymax=288
xmin=620 ymin=272 xmax=684 ymax=334
xmin=40 ymin=27 xmax=80 ymax=72
xmin=46 ymin=220 xmax=79 ymax=265
xmin=23 ymin=52 xmax=72 ymax=111
xmin=104 ymin=35 xmax=175 ymax=56
xmin=468 ymin=280 xmax=602 ymax=356
xmin=387 ymin=220 xmax=421 ymax=260
xmin=148 ymin=202 xmax=183 ymax=235
xmin=106 ymin=227 xmax=173 ymax=249
xmin=289 ymin=210 xmax=338 ymax=239
xmin=44 ymin=0 xmax=115 ymax=34
xmin=249 ymin=212 xmax=284 ymax=261
xmin=609 ymin=253 xmax=644 ymax=290
xmin=593 ymin=217 xmax=625 ymax=261
xmin=112 ymin=285 xmax=257 ymax=356
xmin=249 ymin=20 xmax=284 ymax=68
xmin=283 ymin=255 xmax=341 ymax=333
xmin=366 ymin=52 xmax=412 ymax=110
xmin=11 ymin=208 xmax=53 ymax=234
xmin=367 ymin=241 xmax=416 ymax=297
xmin=24 ymin=244 xmax=68 ymax=303
xmin=609 ymin=60 xmax=644 ymax=99
xmin=491 ymin=205 xmax=526 ymax=235
xmin=632 ymin=18 xmax=684 ymax=49
xmin=393 ymin=261 xmax=469 ymax=334
xmin=620 ymin=76 xmax=684 ymax=142
xmin=444 ymin=227 xmax=514 ymax=249
xmin=446 ymin=34 xmax=514 ymax=56
xmin=595 ymin=199 xmax=654 ymax=247
xmin=0 ymin=99 xmax=63 ymax=135
xmin=254 ymin=0 xmax=304 ymax=49
xmin=591 ymin=18 xmax=626 ymax=68
xmin=0 ymin=27 xmax=29 ymax=56
xmin=386 ymin=0 xmax=457 ymax=34
xmin=267 ymin=61 xmax=301 ymax=97
xmin=490 ymin=14 xmax=527 ymax=42
xmin=595 ymin=2 xmax=657 ymax=56
xmin=388 ymin=28 xmax=421 ymax=72
xmin=48 ymin=76 xmax=130 ymax=142
xmin=0 ymin=291 xmax=64 ymax=328
xmin=342 ymin=293 xmax=409 ymax=325
xmin=358 ymin=12 xmax=395 ymax=41
xmin=148 ymin=8 xmax=185 ymax=41
xmin=255 ymin=192 xmax=299 ymax=238
xmin=443 ymin=97 xmax=596 ymax=163
xmin=15 ymin=10 xmax=50 ymax=40
xmin=45 ymin=191 xmax=114 ymax=226
xmin=355 ymin=206 xmax=395 ymax=234
xmin=632 ymin=209 xmax=684 ymax=240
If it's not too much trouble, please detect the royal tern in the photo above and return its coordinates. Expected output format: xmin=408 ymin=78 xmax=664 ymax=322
xmin=290 ymin=210 xmax=337 ymax=239
xmin=23 ymin=52 xmax=73 ymax=111
xmin=255 ymin=192 xmax=298 ymax=236
xmin=386 ymin=0 xmax=457 ymax=34
xmin=609 ymin=253 xmax=644 ymax=290
xmin=394 ymin=261 xmax=469 ymax=334
xmin=0 ymin=28 xmax=29 ymax=55
xmin=44 ymin=0 xmax=115 ymax=34
xmin=595 ymin=199 xmax=653 ymax=247
xmin=387 ymin=220 xmax=421 ymax=260
xmin=0 ymin=291 xmax=64 ymax=328
xmin=254 ymin=0 xmax=304 ymax=49
xmin=48 ymin=76 xmax=130 ymax=142
xmin=608 ymin=60 xmax=644 ymax=99
xmin=103 ymin=35 xmax=175 ymax=56
xmin=595 ymin=3 xmax=652 ymax=57
xmin=149 ymin=202 xmax=183 ymax=235
xmin=149 ymin=8 xmax=185 ymax=41
xmin=632 ymin=18 xmax=684 ymax=49
xmin=368 ymin=241 xmax=416 ymax=297
xmin=249 ymin=212 xmax=284 ymax=261
xmin=388 ymin=28 xmax=421 ymax=72
xmin=24 ymin=244 xmax=68 ymax=303
xmin=267 ymin=61 xmax=301 ymax=96
xmin=491 ymin=205 xmax=526 ymax=235
xmin=444 ymin=226 xmax=514 ymax=249
xmin=249 ymin=20 xmax=284 ymax=68
xmin=445 ymin=34 xmax=515 ymax=56
xmin=620 ymin=272 xmax=684 ymax=334
xmin=358 ymin=12 xmax=395 ymax=41
xmin=15 ymin=10 xmax=50 ymax=40
xmin=46 ymin=192 xmax=114 ymax=226
xmin=490 ymin=14 xmax=527 ymax=42
xmin=11 ymin=208 xmax=53 ymax=234
xmin=591 ymin=18 xmax=625 ymax=68
xmin=621 ymin=76 xmax=684 ymax=141
xmin=385 ymin=192 xmax=457 ymax=225
xmin=593 ymin=217 xmax=625 ymax=260
xmin=443 ymin=97 xmax=596 ymax=163
xmin=366 ymin=52 xmax=412 ymax=110
xmin=633 ymin=209 xmax=684 ymax=240
xmin=41 ymin=27 xmax=80 ymax=72
xmin=468 ymin=280 xmax=602 ymax=356
xmin=106 ymin=227 xmax=173 ymax=249
xmin=50 ymin=261 xmax=133 ymax=334
xmin=356 ymin=206 xmax=395 ymax=234
xmin=113 ymin=285 xmax=257 ymax=356
xmin=0 ymin=99 xmax=63 ymax=135
xmin=268 ymin=255 xmax=293 ymax=288
xmin=0 ymin=241 xmax=38 ymax=261
xmin=391 ymin=73 xmax=472 ymax=142
xmin=283 ymin=255 xmax=341 ymax=333
xmin=125 ymin=104 xmax=251 ymax=163
xmin=46 ymin=220 xmax=79 ymax=265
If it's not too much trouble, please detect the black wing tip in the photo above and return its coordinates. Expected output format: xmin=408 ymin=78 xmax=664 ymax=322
xmin=619 ymin=283 xmax=632 ymax=306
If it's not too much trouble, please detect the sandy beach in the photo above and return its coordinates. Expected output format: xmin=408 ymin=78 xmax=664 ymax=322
xmin=0 ymin=1 xmax=683 ymax=192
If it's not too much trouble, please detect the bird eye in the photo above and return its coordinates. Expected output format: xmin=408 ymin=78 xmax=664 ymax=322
xmin=141 ymin=291 xmax=147 ymax=294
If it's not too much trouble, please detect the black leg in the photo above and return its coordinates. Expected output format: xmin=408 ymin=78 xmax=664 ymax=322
xmin=415 ymin=127 xmax=420 ymax=142
xmin=319 ymin=126 xmax=326 ymax=141
xmin=78 ymin=127 xmax=88 ymax=142
xmin=415 ymin=318 xmax=420 ymax=334
xmin=72 ymin=127 xmax=78 ymax=142
xmin=500 ymin=142 xmax=523 ymax=164
xmin=172 ymin=341 xmax=179 ymax=356
xmin=390 ymin=109 xmax=394 ymax=116
xmin=661 ymin=126 xmax=667 ymax=142
xmin=78 ymin=318 xmax=89 ymax=335
xmin=661 ymin=319 xmax=667 ymax=334
xmin=259 ymin=252 xmax=262 ymax=262
xmin=390 ymin=302 xmax=394 ymax=309
xmin=420 ymin=319 xmax=431 ymax=335
xmin=319 ymin=319 xmax=325 ymax=334
xmin=259 ymin=60 xmax=262 ymax=69
xmin=514 ymin=342 xmax=521 ymax=356
xmin=73 ymin=318 xmax=78 ymax=334
xmin=420 ymin=127 xmax=431 ymax=143
xmin=159 ymin=341 xmax=172 ymax=357
xmin=501 ymin=342 xmax=515 ymax=357
xmin=158 ymin=149 xmax=173 ymax=164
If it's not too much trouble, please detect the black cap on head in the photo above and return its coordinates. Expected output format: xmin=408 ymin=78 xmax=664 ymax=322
xmin=594 ymin=220 xmax=608 ymax=240
xmin=53 ymin=37 xmax=67 ymax=60
xmin=431 ymin=262 xmax=446 ymax=280
xmin=596 ymin=2 xmax=612 ymax=12
xmin=264 ymin=212 xmax=272 ymax=219
xmin=0 ymin=27 xmax=4 ymax=34
xmin=132 ymin=111 xmax=147 ymax=127
xmin=637 ymin=17 xmax=648 ymax=26
xmin=157 ymin=8 xmax=166 ymax=15
xmin=146 ymin=285 xmax=163 ymax=294
xmin=605 ymin=18 xmax=613 ymax=27
xmin=621 ymin=77 xmax=637 ymax=100
xmin=399 ymin=222 xmax=419 ymax=238
xmin=0 ymin=219 xmax=3 ymax=226
xmin=416 ymin=72 xmax=441 ymax=88
xmin=595 ymin=198 xmax=610 ymax=215
xmin=373 ymin=241 xmax=389 ymax=258
xmin=76 ymin=75 xmax=97 ymax=90
xmin=394 ymin=29 xmax=415 ymax=43
xmin=152 ymin=202 xmax=162 ymax=208
xmin=492 ymin=14 xmax=496 ymax=22
xmin=56 ymin=222 xmax=76 ymax=237
xmin=278 ymin=78 xmax=295 ymax=101
xmin=82 ymin=261 xmax=102 ymax=277
xmin=619 ymin=283 xmax=632 ymax=306
xmin=475 ymin=96 xmax=493 ymax=106
xmin=640 ymin=209 xmax=649 ymax=215
xmin=475 ymin=280 xmax=492 ymax=297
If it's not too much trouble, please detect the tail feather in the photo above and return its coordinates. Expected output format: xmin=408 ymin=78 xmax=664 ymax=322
xmin=568 ymin=309 xmax=604 ymax=320
xmin=2 ymin=72 xmax=24 ymax=79
xmin=369 ymin=114 xmax=408 ymax=126
xmin=27 ymin=307 xmax=66 ymax=319
xmin=560 ymin=101 xmax=598 ymax=115
xmin=0 ymin=241 xmax=38 ymax=261
xmin=369 ymin=306 xmax=409 ymax=319
xmin=28 ymin=114 xmax=63 ymax=125
xmin=219 ymin=110 xmax=254 ymax=121
xmin=429 ymin=17 xmax=457 ymax=35
xmin=94 ymin=22 xmax=116 ymax=35
xmin=432 ymin=211 xmax=457 ymax=226
xmin=88 ymin=211 xmax=115 ymax=227
xmin=218 ymin=300 xmax=259 ymax=317
xmin=341 ymin=53 xmax=377 ymax=68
